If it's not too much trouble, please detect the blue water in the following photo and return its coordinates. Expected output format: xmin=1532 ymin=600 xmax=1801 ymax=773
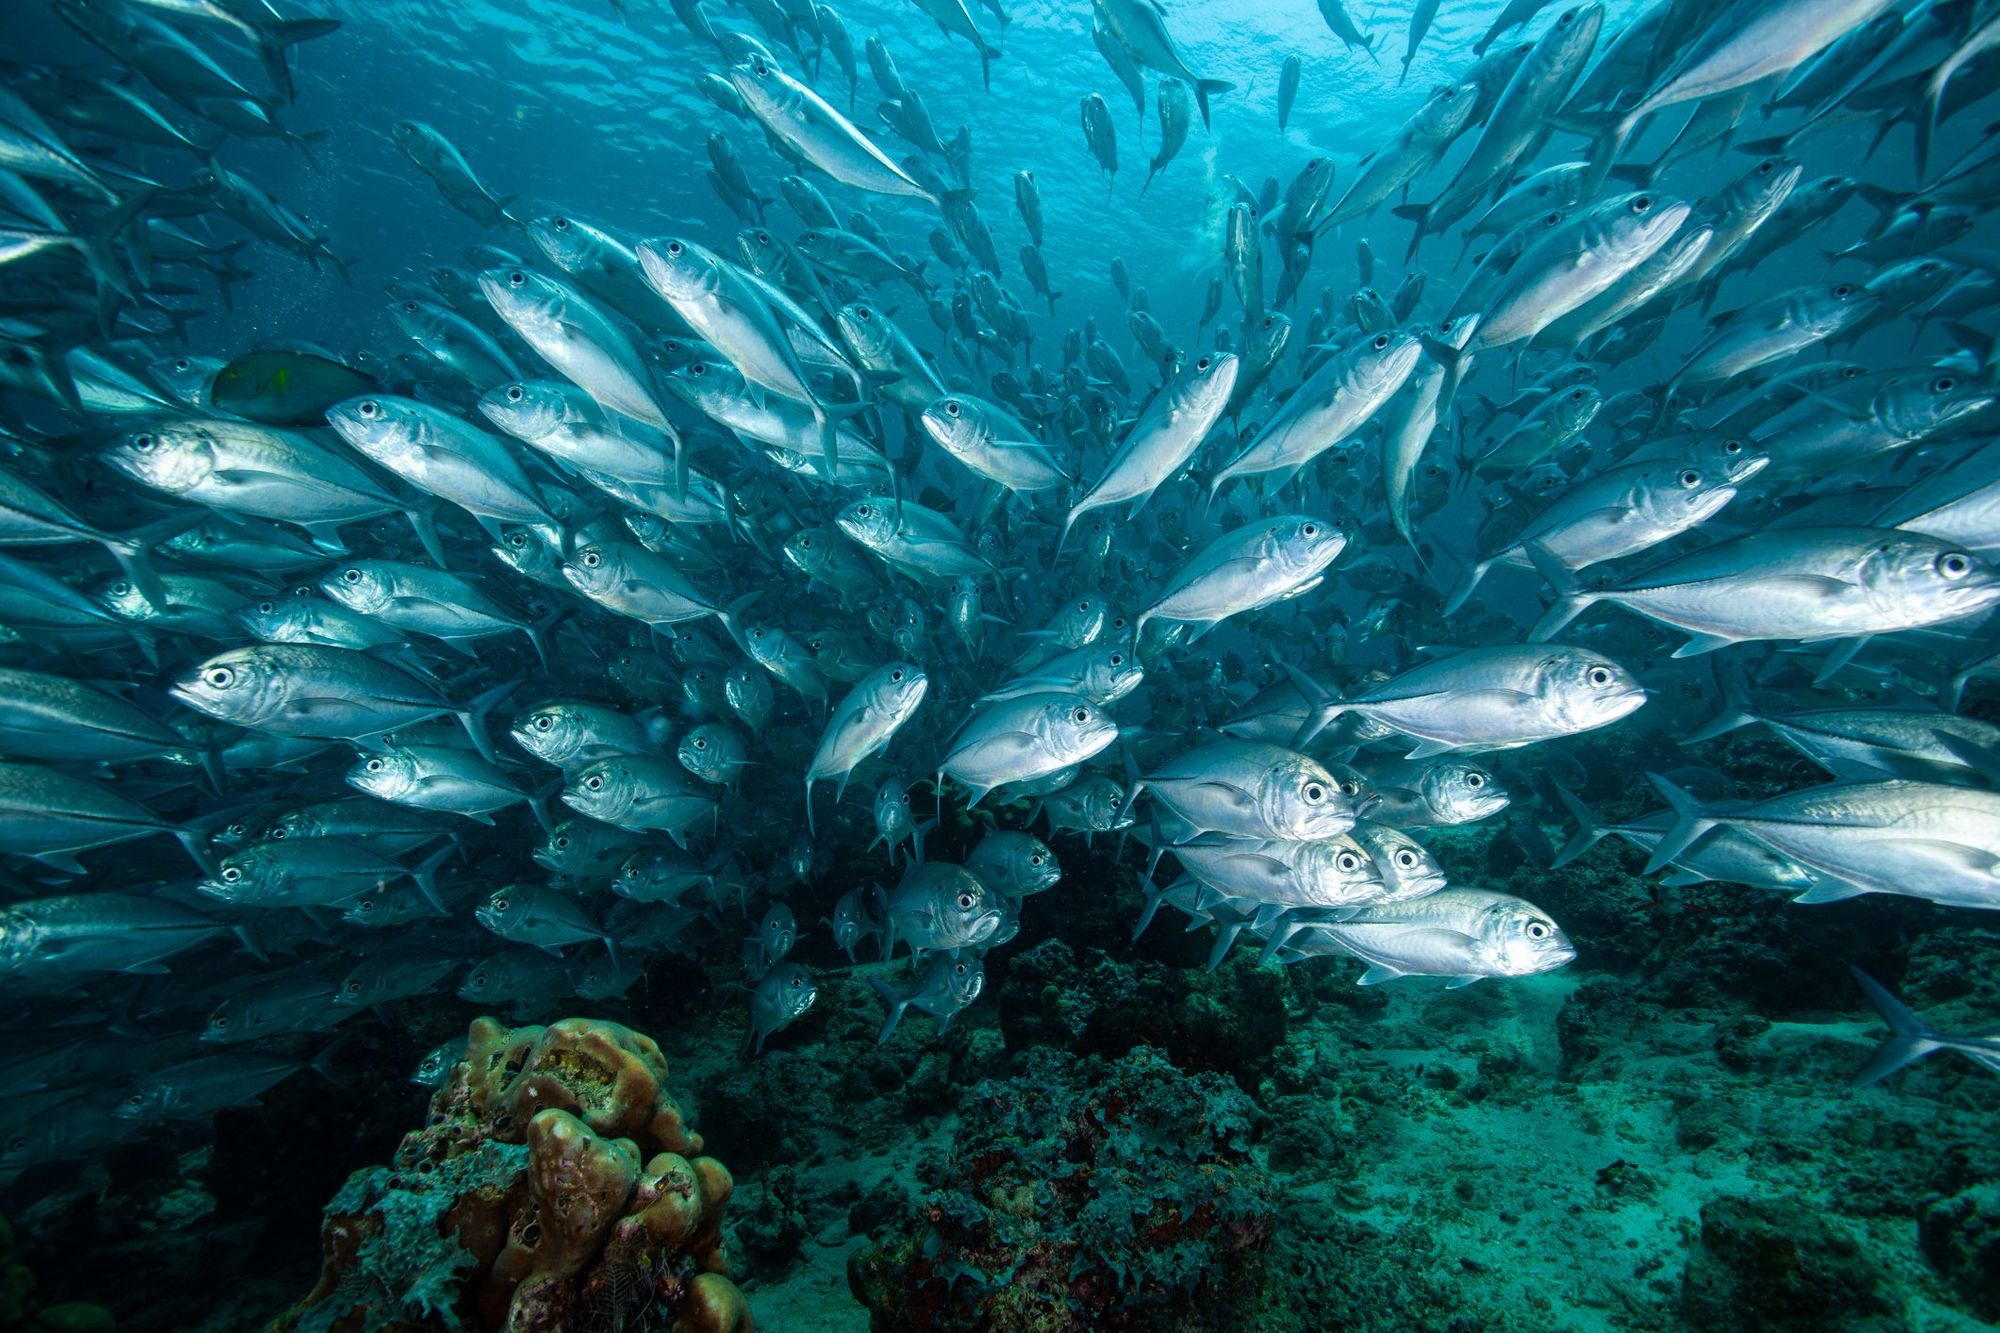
xmin=4 ymin=0 xmax=2000 ymax=1329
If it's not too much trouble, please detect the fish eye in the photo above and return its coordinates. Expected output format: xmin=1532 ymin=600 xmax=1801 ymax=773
xmin=553 ymin=217 xmax=570 ymax=230
xmin=221 ymin=866 xmax=241 ymax=882
xmin=1077 ymin=600 xmax=1090 ymax=613
xmin=357 ymin=399 xmax=380 ymax=419
xmin=666 ymin=240 xmax=684 ymax=257
xmin=534 ymin=714 xmax=554 ymax=730
xmin=1196 ymin=356 xmax=1211 ymax=371
xmin=791 ymin=973 xmax=805 ymax=987
xmin=1467 ymin=771 xmax=1487 ymax=789
xmin=856 ymin=504 xmax=871 ymax=517
xmin=1570 ymin=388 xmax=1588 ymax=400
xmin=757 ymin=231 xmax=772 ymax=245
xmin=493 ymin=897 xmax=509 ymax=912
xmin=506 ymin=384 xmax=524 ymax=402
xmin=367 ymin=758 xmax=385 ymax=772
xmin=1757 ymin=160 xmax=1775 ymax=175
xmin=507 ymin=532 xmax=527 ymax=548
xmin=1679 ymin=469 xmax=1701 ymax=488
xmin=203 ymin=666 xmax=235 ymax=689
xmin=955 ymin=962 xmax=968 ymax=975
xmin=1722 ymin=438 xmax=1744 ymax=455
xmin=1832 ymin=284 xmax=1853 ymax=298
xmin=256 ymin=599 xmax=276 ymax=614
xmin=214 ymin=1015 xmax=229 ymax=1029
xmin=585 ymin=775 xmax=604 ymax=790
xmin=1303 ymin=782 xmax=1326 ymax=804
xmin=1302 ymin=523 xmax=1318 ymax=538
xmin=1588 ymin=666 xmax=1613 ymax=687
xmin=402 ymin=301 xmax=419 ymax=313
xmin=1337 ymin=851 xmax=1360 ymax=872
xmin=857 ymin=307 xmax=873 ymax=321
xmin=1372 ymin=334 xmax=1390 ymax=349
xmin=133 ymin=433 xmax=157 ymax=453
xmin=944 ymin=399 xmax=960 ymax=416
xmin=583 ymin=551 xmax=601 ymax=567
xmin=342 ymin=568 xmax=362 ymax=582
xmin=890 ymin=668 xmax=905 ymax=682
xmin=956 ymin=891 xmax=976 ymax=909
xmin=1029 ymin=853 xmax=1044 ymax=866
xmin=506 ymin=270 xmax=526 ymax=287
xmin=1528 ymin=921 xmax=1549 ymax=939
xmin=110 ymin=581 xmax=130 ymax=597
xmin=1934 ymin=375 xmax=1957 ymax=393
xmin=1630 ymin=195 xmax=1653 ymax=213
xmin=1395 ymin=849 xmax=1417 ymax=868
xmin=1071 ymin=706 xmax=1090 ymax=723
xmin=1940 ymin=552 xmax=1973 ymax=578
xmin=1109 ymin=653 xmax=1124 ymax=666
xmin=553 ymin=835 xmax=570 ymax=849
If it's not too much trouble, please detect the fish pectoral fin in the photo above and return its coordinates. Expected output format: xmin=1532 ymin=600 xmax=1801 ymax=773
xmin=1356 ymin=962 xmax=1407 ymax=985
xmin=1791 ymin=877 xmax=1874 ymax=904
xmin=1672 ymin=632 xmax=1743 ymax=658
xmin=1445 ymin=974 xmax=1486 ymax=989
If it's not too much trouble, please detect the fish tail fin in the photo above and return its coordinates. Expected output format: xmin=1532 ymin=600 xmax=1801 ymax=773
xmin=1850 ymin=967 xmax=1945 ymax=1087
xmin=1682 ymin=658 xmax=1758 ymax=745
xmin=1550 ymin=108 xmax=1639 ymax=197
xmin=411 ymin=841 xmax=456 ymax=915
xmin=1194 ymin=80 xmax=1232 ymax=132
xmin=1641 ymin=772 xmax=1718 ymax=876
xmin=869 ymin=976 xmax=910 ymax=1044
xmin=1441 ymin=555 xmax=1494 ymax=618
xmin=1133 ymin=872 xmax=1168 ymax=942
xmin=1549 ymin=781 xmax=1610 ymax=869
xmin=1279 ymin=662 xmax=1344 ymax=750
xmin=1523 ymin=540 xmax=1595 ymax=641
xmin=456 ymin=680 xmax=519 ymax=763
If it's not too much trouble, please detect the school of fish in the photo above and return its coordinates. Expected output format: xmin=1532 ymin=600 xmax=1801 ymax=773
xmin=2 ymin=0 xmax=1999 ymax=1168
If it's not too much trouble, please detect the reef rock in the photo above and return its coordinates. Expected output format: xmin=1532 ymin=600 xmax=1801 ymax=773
xmin=278 ymin=1016 xmax=749 ymax=1333
xmin=848 ymin=1044 xmax=1273 ymax=1329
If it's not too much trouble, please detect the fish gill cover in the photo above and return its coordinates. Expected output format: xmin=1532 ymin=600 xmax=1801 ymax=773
xmin=0 ymin=0 xmax=1998 ymax=1327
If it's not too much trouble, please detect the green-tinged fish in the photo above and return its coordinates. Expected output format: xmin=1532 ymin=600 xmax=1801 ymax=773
xmin=209 ymin=350 xmax=378 ymax=426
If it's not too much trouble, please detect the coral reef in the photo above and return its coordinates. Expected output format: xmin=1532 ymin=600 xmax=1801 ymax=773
xmin=847 ymin=1045 xmax=1275 ymax=1329
xmin=279 ymin=1017 xmax=748 ymax=1333
xmin=0 ymin=1215 xmax=114 ymax=1333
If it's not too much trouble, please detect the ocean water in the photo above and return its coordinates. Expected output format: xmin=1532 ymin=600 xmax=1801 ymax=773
xmin=2 ymin=0 xmax=1999 ymax=1330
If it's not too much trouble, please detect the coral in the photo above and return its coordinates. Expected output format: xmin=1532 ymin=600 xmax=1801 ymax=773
xmin=278 ymin=1017 xmax=749 ymax=1333
xmin=995 ymin=937 xmax=1291 ymax=1080
xmin=1679 ymin=1193 xmax=1896 ymax=1331
xmin=0 ymin=1215 xmax=115 ymax=1333
xmin=848 ymin=1045 xmax=1274 ymax=1330
xmin=1918 ymin=1183 xmax=2000 ymax=1321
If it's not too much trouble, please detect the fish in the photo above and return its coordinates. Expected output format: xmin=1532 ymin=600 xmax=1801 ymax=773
xmin=1288 ymin=644 xmax=1647 ymax=757
xmin=746 ymin=963 xmax=817 ymax=1054
xmin=1529 ymin=528 xmax=2000 ymax=656
xmin=1267 ymin=887 xmax=1575 ymax=986
xmin=1090 ymin=0 xmax=1233 ymax=129
xmin=871 ymin=954 xmax=984 ymax=1042
xmin=806 ymin=663 xmax=928 ymax=830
